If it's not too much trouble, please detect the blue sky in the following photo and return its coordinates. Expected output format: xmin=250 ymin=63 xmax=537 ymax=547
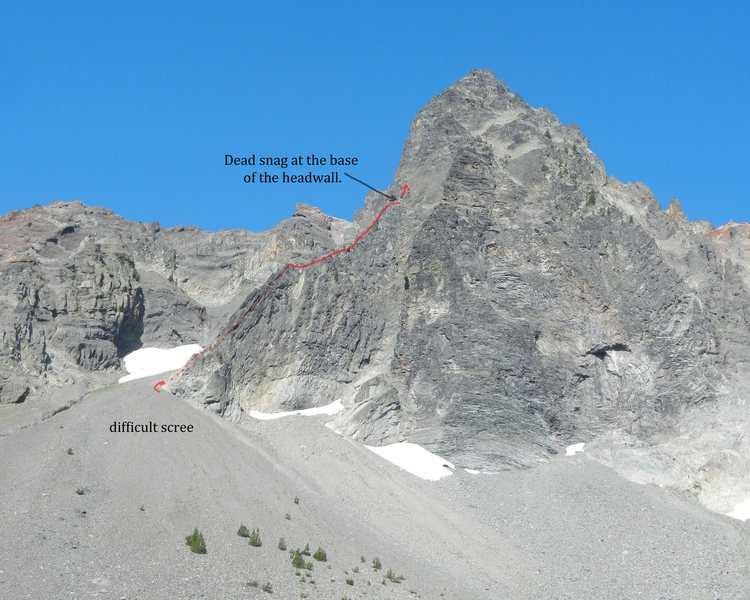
xmin=1 ymin=1 xmax=748 ymax=231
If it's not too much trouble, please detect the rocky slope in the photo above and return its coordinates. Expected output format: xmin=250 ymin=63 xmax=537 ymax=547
xmin=2 ymin=70 xmax=750 ymax=514
xmin=4 ymin=378 xmax=748 ymax=599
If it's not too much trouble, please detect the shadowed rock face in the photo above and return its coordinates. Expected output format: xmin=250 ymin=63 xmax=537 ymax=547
xmin=3 ymin=70 xmax=750 ymax=512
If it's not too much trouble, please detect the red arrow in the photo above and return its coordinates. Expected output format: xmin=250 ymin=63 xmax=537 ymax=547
xmin=400 ymin=184 xmax=410 ymax=198
xmin=154 ymin=380 xmax=165 ymax=393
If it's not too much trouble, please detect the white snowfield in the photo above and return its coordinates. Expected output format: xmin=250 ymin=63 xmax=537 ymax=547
xmin=565 ymin=442 xmax=586 ymax=456
xmin=248 ymin=402 xmax=455 ymax=481
xmin=726 ymin=498 xmax=750 ymax=522
xmin=248 ymin=399 xmax=344 ymax=421
xmin=118 ymin=344 xmax=203 ymax=383
xmin=365 ymin=442 xmax=455 ymax=481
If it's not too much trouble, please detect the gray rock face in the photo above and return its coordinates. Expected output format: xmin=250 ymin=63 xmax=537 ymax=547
xmin=0 ymin=201 xmax=350 ymax=403
xmin=173 ymin=71 xmax=750 ymax=510
xmin=3 ymin=71 xmax=749 ymax=513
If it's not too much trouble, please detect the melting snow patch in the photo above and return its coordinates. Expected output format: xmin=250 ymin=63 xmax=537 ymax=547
xmin=249 ymin=399 xmax=344 ymax=421
xmin=565 ymin=442 xmax=586 ymax=456
xmin=118 ymin=344 xmax=202 ymax=383
xmin=365 ymin=442 xmax=455 ymax=481
xmin=726 ymin=498 xmax=750 ymax=522
xmin=464 ymin=468 xmax=480 ymax=475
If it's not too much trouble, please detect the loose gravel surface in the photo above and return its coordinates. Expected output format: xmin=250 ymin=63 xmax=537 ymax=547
xmin=1 ymin=376 xmax=748 ymax=599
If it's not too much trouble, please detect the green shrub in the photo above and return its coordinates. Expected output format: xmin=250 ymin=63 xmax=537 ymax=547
xmin=301 ymin=543 xmax=311 ymax=556
xmin=312 ymin=547 xmax=326 ymax=562
xmin=371 ymin=556 xmax=382 ymax=570
xmin=360 ymin=555 xmax=366 ymax=563
xmin=285 ymin=512 xmax=291 ymax=520
xmin=346 ymin=578 xmax=354 ymax=586
xmin=292 ymin=549 xmax=305 ymax=568
xmin=75 ymin=487 xmax=85 ymax=495
xmin=237 ymin=524 xmax=250 ymax=538
xmin=249 ymin=528 xmax=262 ymax=547
xmin=247 ymin=580 xmax=259 ymax=588
xmin=294 ymin=495 xmax=299 ymax=504
xmin=185 ymin=528 xmax=206 ymax=554
xmin=386 ymin=568 xmax=404 ymax=583
xmin=66 ymin=447 xmax=73 ymax=455
xmin=278 ymin=537 xmax=287 ymax=551
xmin=261 ymin=581 xmax=272 ymax=593
xmin=352 ymin=566 xmax=359 ymax=573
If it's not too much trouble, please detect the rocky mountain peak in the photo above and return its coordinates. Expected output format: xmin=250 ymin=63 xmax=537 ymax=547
xmin=170 ymin=72 xmax=750 ymax=513
xmin=392 ymin=70 xmax=605 ymax=223
xmin=3 ymin=71 xmax=750 ymax=516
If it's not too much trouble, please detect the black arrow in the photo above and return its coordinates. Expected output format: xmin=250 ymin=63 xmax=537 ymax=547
xmin=344 ymin=172 xmax=398 ymax=202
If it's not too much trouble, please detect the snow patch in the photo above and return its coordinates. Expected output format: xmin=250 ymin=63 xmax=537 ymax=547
xmin=249 ymin=399 xmax=344 ymax=421
xmin=118 ymin=344 xmax=202 ymax=383
xmin=726 ymin=498 xmax=750 ymax=522
xmin=464 ymin=468 xmax=480 ymax=475
xmin=565 ymin=442 xmax=586 ymax=456
xmin=365 ymin=442 xmax=455 ymax=481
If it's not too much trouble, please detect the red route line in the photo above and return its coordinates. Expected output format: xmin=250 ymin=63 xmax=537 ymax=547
xmin=164 ymin=201 xmax=401 ymax=388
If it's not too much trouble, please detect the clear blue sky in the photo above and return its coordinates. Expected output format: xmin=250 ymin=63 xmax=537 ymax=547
xmin=1 ymin=1 xmax=748 ymax=231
